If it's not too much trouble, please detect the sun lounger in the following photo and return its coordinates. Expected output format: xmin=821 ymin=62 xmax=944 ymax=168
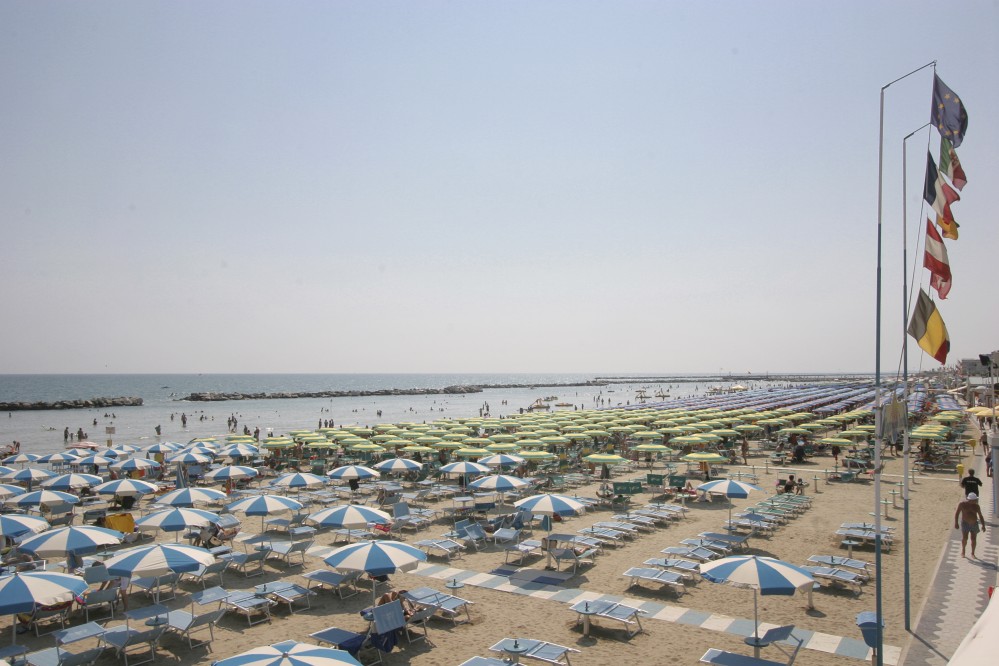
xmin=681 ymin=538 xmax=733 ymax=554
xmin=612 ymin=514 xmax=657 ymax=530
xmin=488 ymin=638 xmax=579 ymax=666
xmin=164 ymin=608 xmax=226 ymax=649
xmin=458 ymin=658 xmax=509 ymax=666
xmin=130 ymin=573 xmax=179 ymax=603
xmin=628 ymin=509 xmax=671 ymax=524
xmin=414 ymin=538 xmax=465 ymax=560
xmin=570 ymin=599 xmax=647 ymax=636
xmin=699 ymin=532 xmax=750 ymax=550
xmin=661 ymin=546 xmax=718 ymax=562
xmin=622 ymin=567 xmax=686 ymax=596
xmin=642 ymin=557 xmax=700 ymax=579
xmin=224 ymin=590 xmax=274 ymax=626
xmin=491 ymin=527 xmax=521 ymax=545
xmin=255 ymin=581 xmax=315 ymax=613
xmin=23 ymin=647 xmax=103 ymax=666
xmin=505 ymin=539 xmax=543 ymax=564
xmin=834 ymin=529 xmax=892 ymax=551
xmin=182 ymin=560 xmax=228 ymax=589
xmin=700 ymin=625 xmax=802 ymax=666
xmin=593 ymin=521 xmax=641 ymax=535
xmin=101 ymin=625 xmax=165 ymax=666
xmin=577 ymin=527 xmax=628 ymax=543
xmin=724 ymin=519 xmax=776 ymax=535
xmin=802 ymin=566 xmax=864 ymax=595
xmin=807 ymin=555 xmax=872 ymax=579
xmin=302 ymin=569 xmax=360 ymax=598
xmin=265 ymin=539 xmax=314 ymax=567
xmin=310 ymin=626 xmax=384 ymax=665
xmin=402 ymin=586 xmax=474 ymax=625
xmin=226 ymin=550 xmax=267 ymax=577
xmin=549 ymin=545 xmax=598 ymax=573
xmin=840 ymin=522 xmax=894 ymax=532
xmin=332 ymin=528 xmax=374 ymax=543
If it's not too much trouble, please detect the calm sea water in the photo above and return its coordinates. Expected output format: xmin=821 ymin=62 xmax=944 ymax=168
xmin=0 ymin=373 xmax=807 ymax=455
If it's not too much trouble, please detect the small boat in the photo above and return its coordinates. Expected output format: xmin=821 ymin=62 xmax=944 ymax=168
xmin=554 ymin=402 xmax=574 ymax=407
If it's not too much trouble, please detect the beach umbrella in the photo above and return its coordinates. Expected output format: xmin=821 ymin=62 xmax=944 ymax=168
xmin=0 ymin=571 xmax=88 ymax=640
xmin=17 ymin=526 xmax=124 ymax=557
xmin=582 ymin=453 xmax=627 ymax=464
xmin=700 ymin=555 xmax=815 ymax=650
xmin=155 ymin=487 xmax=228 ymax=507
xmin=167 ymin=451 xmax=213 ymax=465
xmin=485 ymin=442 xmax=522 ymax=451
xmin=40 ymin=473 xmax=103 ymax=491
xmin=0 ymin=466 xmax=14 ymax=478
xmin=212 ymin=640 xmax=362 ymax=666
xmin=477 ymin=454 xmax=525 ymax=468
xmin=632 ymin=443 xmax=671 ymax=453
xmin=226 ymin=494 xmax=303 ymax=516
xmin=0 ymin=484 xmax=25 ymax=499
xmin=0 ymin=514 xmax=49 ymax=538
xmin=2 ymin=453 xmax=40 ymax=465
xmin=204 ymin=465 xmax=258 ymax=482
xmin=399 ymin=445 xmax=435 ymax=454
xmin=372 ymin=458 xmax=423 ymax=474
xmin=110 ymin=457 xmax=161 ymax=473
xmin=7 ymin=468 xmax=56 ymax=491
xmin=468 ymin=474 xmax=528 ymax=493
xmin=439 ymin=461 xmax=489 ymax=476
xmin=518 ymin=451 xmax=555 ymax=461
xmin=93 ymin=478 xmax=159 ymax=497
xmin=6 ymin=490 xmax=79 ymax=508
xmin=103 ymin=543 xmax=214 ymax=580
xmin=144 ymin=443 xmax=182 ymax=455
xmin=681 ymin=452 xmax=729 ymax=463
xmin=35 ymin=452 xmax=81 ymax=464
xmin=219 ymin=444 xmax=260 ymax=458
xmin=696 ymin=479 xmax=763 ymax=524
xmin=327 ymin=465 xmax=379 ymax=481
xmin=306 ymin=504 xmax=391 ymax=530
xmin=135 ymin=508 xmax=220 ymax=538
xmin=270 ymin=472 xmax=327 ymax=491
xmin=513 ymin=493 xmax=585 ymax=517
xmin=76 ymin=454 xmax=116 ymax=467
xmin=324 ymin=540 xmax=426 ymax=599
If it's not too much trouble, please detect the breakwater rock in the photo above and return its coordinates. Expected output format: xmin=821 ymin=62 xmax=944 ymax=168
xmin=179 ymin=380 xmax=608 ymax=403
xmin=0 ymin=396 xmax=144 ymax=411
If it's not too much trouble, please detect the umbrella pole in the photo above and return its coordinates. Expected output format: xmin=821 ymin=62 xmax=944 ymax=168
xmin=752 ymin=589 xmax=760 ymax=657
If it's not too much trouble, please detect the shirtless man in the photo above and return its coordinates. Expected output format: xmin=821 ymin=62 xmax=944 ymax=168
xmin=954 ymin=492 xmax=987 ymax=558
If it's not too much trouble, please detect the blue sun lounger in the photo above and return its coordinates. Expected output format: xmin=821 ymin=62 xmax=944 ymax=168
xmin=806 ymin=555 xmax=871 ymax=579
xmin=570 ymin=598 xmax=647 ymax=636
xmin=622 ymin=567 xmax=686 ymax=596
xmin=642 ymin=557 xmax=700 ymax=579
xmin=489 ymin=638 xmax=579 ymax=665
xmin=661 ymin=546 xmax=718 ymax=562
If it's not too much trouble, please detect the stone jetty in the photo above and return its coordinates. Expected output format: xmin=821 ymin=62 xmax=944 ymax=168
xmin=0 ymin=396 xmax=143 ymax=411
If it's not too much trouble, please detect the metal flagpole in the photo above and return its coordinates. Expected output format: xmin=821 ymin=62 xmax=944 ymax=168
xmin=876 ymin=60 xmax=935 ymax=666
xmin=901 ymin=122 xmax=930 ymax=631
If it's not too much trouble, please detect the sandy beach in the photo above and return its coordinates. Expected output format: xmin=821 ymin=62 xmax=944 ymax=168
xmin=5 ymin=425 xmax=981 ymax=666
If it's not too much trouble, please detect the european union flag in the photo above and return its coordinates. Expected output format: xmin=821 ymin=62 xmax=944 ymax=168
xmin=931 ymin=74 xmax=968 ymax=148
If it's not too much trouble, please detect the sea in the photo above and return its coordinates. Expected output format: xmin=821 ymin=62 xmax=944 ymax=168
xmin=0 ymin=373 xmax=843 ymax=456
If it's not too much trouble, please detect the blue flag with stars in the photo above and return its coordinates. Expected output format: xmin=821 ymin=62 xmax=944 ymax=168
xmin=931 ymin=74 xmax=968 ymax=148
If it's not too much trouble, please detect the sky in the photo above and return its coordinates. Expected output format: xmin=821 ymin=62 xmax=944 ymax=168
xmin=1 ymin=1 xmax=996 ymax=375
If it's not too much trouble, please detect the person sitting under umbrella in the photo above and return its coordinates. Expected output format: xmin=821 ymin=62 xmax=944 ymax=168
xmin=376 ymin=590 xmax=416 ymax=619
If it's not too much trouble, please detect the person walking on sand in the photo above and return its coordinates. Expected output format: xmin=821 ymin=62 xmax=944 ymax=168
xmin=954 ymin=493 xmax=987 ymax=558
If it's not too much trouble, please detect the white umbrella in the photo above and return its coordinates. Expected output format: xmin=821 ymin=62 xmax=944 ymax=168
xmin=212 ymin=640 xmax=362 ymax=666
xmin=306 ymin=505 xmax=391 ymax=530
xmin=93 ymin=479 xmax=159 ymax=497
xmin=17 ymin=526 xmax=124 ymax=557
xmin=155 ymin=488 xmax=227 ymax=507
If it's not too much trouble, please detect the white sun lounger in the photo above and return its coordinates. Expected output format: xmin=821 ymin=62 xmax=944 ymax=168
xmin=642 ymin=557 xmax=700 ymax=579
xmin=699 ymin=532 xmax=750 ymax=550
xmin=570 ymin=598 xmax=648 ymax=636
xmin=806 ymin=555 xmax=871 ymax=579
xmin=622 ymin=567 xmax=686 ymax=596
xmin=302 ymin=570 xmax=361 ymax=598
xmin=661 ymin=546 xmax=718 ymax=562
xmin=681 ymin=538 xmax=733 ymax=555
xmin=488 ymin=638 xmax=579 ymax=665
xmin=802 ymin=566 xmax=864 ymax=595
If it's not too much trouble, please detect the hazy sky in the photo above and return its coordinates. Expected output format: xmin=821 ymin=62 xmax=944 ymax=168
xmin=2 ymin=1 xmax=996 ymax=375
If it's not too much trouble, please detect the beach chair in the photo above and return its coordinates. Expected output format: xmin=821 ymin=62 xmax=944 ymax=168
xmin=371 ymin=599 xmax=408 ymax=643
xmin=82 ymin=564 xmax=111 ymax=585
xmin=310 ymin=626 xmax=383 ymax=665
xmin=102 ymin=625 xmax=165 ymax=666
xmin=570 ymin=599 xmax=647 ymax=636
xmin=622 ymin=567 xmax=686 ymax=596
xmin=802 ymin=566 xmax=864 ymax=596
xmin=258 ymin=582 xmax=315 ymax=613
xmin=414 ymin=538 xmax=465 ymax=561
xmin=227 ymin=549 xmax=267 ymax=577
xmin=25 ymin=603 xmax=72 ymax=637
xmin=392 ymin=503 xmax=430 ymax=531
xmin=613 ymin=513 xmax=657 ymax=530
xmin=681 ymin=538 xmax=733 ymax=555
xmin=302 ymin=569 xmax=361 ymax=598
xmin=266 ymin=539 xmax=314 ymax=567
xmin=224 ymin=590 xmax=274 ymax=626
xmin=834 ymin=529 xmax=892 ymax=552
xmin=401 ymin=587 xmax=473 ymax=625
xmin=459 ymin=522 xmax=488 ymax=550
xmin=130 ymin=573 xmax=179 ymax=603
xmin=491 ymin=527 xmax=521 ymax=546
xmin=458 ymin=658 xmax=508 ymax=666
xmin=488 ymin=638 xmax=579 ymax=666
xmin=164 ymin=608 xmax=226 ymax=649
xmin=548 ymin=545 xmax=597 ymax=573
xmin=724 ymin=519 xmax=776 ymax=536
xmin=700 ymin=625 xmax=803 ymax=666
xmin=699 ymin=532 xmax=750 ymax=551
xmin=593 ymin=521 xmax=641 ymax=535
xmin=182 ymin=560 xmax=228 ymax=589
xmin=263 ymin=512 xmax=306 ymax=532
xmin=21 ymin=647 xmax=103 ymax=666
xmin=806 ymin=555 xmax=872 ymax=579
xmin=642 ymin=557 xmax=700 ymax=580
xmin=332 ymin=528 xmax=374 ymax=543
xmin=577 ymin=527 xmax=627 ymax=544
xmin=81 ymin=588 xmax=119 ymax=622
xmin=505 ymin=539 xmax=543 ymax=565
xmin=661 ymin=546 xmax=719 ymax=562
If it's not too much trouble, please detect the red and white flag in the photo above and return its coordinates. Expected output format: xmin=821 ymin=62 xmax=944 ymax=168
xmin=924 ymin=218 xmax=952 ymax=299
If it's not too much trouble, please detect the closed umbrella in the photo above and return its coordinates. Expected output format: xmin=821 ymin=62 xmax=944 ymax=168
xmin=212 ymin=640 xmax=361 ymax=666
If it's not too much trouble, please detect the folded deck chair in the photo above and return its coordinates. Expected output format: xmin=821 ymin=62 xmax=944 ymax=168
xmin=569 ymin=599 xmax=647 ymax=636
xmin=414 ymin=538 xmax=465 ymax=561
xmin=402 ymin=587 xmax=473 ymax=625
xmin=302 ymin=569 xmax=360 ymax=598
xmin=661 ymin=546 xmax=718 ymax=562
xmin=622 ymin=567 xmax=686 ymax=596
xmin=802 ymin=566 xmax=864 ymax=596
xmin=642 ymin=557 xmax=700 ymax=579
xmin=806 ymin=555 xmax=871 ymax=579
xmin=310 ymin=626 xmax=383 ymax=665
xmin=488 ymin=638 xmax=579 ymax=666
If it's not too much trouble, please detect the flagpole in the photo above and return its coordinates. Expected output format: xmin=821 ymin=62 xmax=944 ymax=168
xmin=901 ymin=122 xmax=930 ymax=631
xmin=875 ymin=61 xmax=934 ymax=666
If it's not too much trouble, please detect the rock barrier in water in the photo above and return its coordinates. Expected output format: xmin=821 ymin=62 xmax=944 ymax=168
xmin=0 ymin=396 xmax=144 ymax=411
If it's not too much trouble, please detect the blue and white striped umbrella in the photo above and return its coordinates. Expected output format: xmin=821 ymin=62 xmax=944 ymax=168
xmin=477 ymin=454 xmax=526 ymax=467
xmin=8 ymin=468 xmax=55 ymax=484
xmin=93 ymin=478 xmax=160 ymax=497
xmin=2 ymin=453 xmax=40 ymax=465
xmin=144 ymin=443 xmax=182 ymax=454
xmin=103 ymin=543 xmax=215 ymax=578
xmin=168 ymin=451 xmax=214 ymax=465
xmin=696 ymin=479 xmax=762 ymax=499
xmin=700 ymin=555 xmax=815 ymax=642
xmin=323 ymin=540 xmax=426 ymax=577
xmin=327 ymin=465 xmax=379 ymax=481
xmin=513 ymin=493 xmax=585 ymax=517
xmin=17 ymin=526 xmax=124 ymax=557
xmin=111 ymin=444 xmax=140 ymax=454
xmin=110 ymin=457 xmax=161 ymax=473
xmin=0 ymin=571 xmax=89 ymax=615
xmin=218 ymin=444 xmax=260 ymax=458
xmin=226 ymin=494 xmax=303 ymax=516
xmin=41 ymin=473 xmax=103 ymax=491
xmin=135 ymin=508 xmax=220 ymax=533
xmin=0 ymin=483 xmax=25 ymax=498
xmin=6 ymin=490 xmax=79 ymax=507
xmin=155 ymin=487 xmax=228 ymax=507
xmin=306 ymin=505 xmax=391 ymax=530
xmin=76 ymin=455 xmax=116 ymax=467
xmin=373 ymin=458 xmax=423 ymax=474
xmin=35 ymin=452 xmax=82 ymax=464
xmin=270 ymin=472 xmax=327 ymax=490
xmin=204 ymin=465 xmax=258 ymax=482
xmin=439 ymin=461 xmax=489 ymax=476
xmin=212 ymin=640 xmax=361 ymax=666
xmin=0 ymin=513 xmax=50 ymax=538
xmin=0 ymin=466 xmax=15 ymax=477
xmin=468 ymin=474 xmax=528 ymax=493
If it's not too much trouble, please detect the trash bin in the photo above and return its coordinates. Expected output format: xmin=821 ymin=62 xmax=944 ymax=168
xmin=856 ymin=611 xmax=883 ymax=649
